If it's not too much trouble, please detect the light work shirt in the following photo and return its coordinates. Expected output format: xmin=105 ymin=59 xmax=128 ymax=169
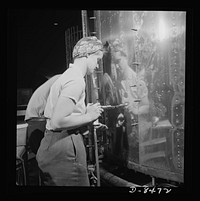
xmin=44 ymin=66 xmax=86 ymax=130
xmin=25 ymin=75 xmax=61 ymax=121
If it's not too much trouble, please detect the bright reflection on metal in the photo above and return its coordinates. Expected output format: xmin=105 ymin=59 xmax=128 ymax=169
xmin=158 ymin=18 xmax=167 ymax=41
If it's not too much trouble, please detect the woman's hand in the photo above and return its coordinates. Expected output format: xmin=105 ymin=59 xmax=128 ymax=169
xmin=93 ymin=121 xmax=108 ymax=131
xmin=86 ymin=103 xmax=104 ymax=121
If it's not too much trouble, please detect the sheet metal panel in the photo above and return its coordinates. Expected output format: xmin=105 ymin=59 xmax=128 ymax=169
xmin=94 ymin=10 xmax=185 ymax=182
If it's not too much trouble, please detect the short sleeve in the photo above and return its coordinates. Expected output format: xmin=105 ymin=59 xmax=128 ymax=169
xmin=60 ymin=79 xmax=84 ymax=104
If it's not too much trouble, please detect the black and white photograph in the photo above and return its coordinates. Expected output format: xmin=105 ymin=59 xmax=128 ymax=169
xmin=6 ymin=8 xmax=194 ymax=195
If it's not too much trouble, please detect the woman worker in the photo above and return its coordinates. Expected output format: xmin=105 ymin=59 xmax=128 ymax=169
xmin=36 ymin=36 xmax=104 ymax=186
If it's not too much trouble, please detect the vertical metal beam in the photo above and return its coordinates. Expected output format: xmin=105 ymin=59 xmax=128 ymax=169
xmin=81 ymin=10 xmax=90 ymax=104
xmin=82 ymin=10 xmax=94 ymax=183
xmin=94 ymin=10 xmax=101 ymax=40
xmin=81 ymin=10 xmax=88 ymax=37
xmin=94 ymin=126 xmax=100 ymax=186
xmin=64 ymin=30 xmax=68 ymax=68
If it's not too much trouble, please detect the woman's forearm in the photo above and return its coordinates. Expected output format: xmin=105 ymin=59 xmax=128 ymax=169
xmin=51 ymin=113 xmax=92 ymax=130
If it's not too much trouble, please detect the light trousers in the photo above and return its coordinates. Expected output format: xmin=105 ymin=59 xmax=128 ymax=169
xmin=36 ymin=129 xmax=90 ymax=186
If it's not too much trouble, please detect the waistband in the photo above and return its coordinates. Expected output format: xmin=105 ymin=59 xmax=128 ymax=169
xmin=50 ymin=126 xmax=89 ymax=135
xmin=26 ymin=117 xmax=47 ymax=122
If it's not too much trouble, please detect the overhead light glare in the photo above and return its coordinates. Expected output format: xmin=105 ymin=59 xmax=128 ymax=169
xmin=158 ymin=18 xmax=167 ymax=41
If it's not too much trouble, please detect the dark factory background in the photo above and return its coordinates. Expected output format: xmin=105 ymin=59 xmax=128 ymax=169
xmin=11 ymin=9 xmax=82 ymax=91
